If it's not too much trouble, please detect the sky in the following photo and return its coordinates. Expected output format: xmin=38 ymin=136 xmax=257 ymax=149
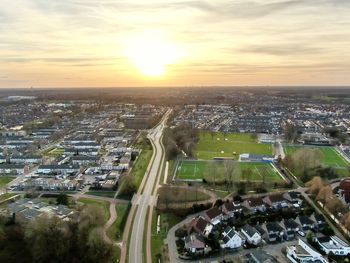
xmin=1 ymin=0 xmax=350 ymax=88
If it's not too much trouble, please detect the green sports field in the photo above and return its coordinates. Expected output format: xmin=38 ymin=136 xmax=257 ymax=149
xmin=284 ymin=145 xmax=349 ymax=167
xmin=195 ymin=132 xmax=273 ymax=160
xmin=284 ymin=145 xmax=349 ymax=176
xmin=175 ymin=159 xmax=284 ymax=183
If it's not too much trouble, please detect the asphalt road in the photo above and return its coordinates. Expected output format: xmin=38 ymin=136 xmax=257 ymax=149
xmin=128 ymin=111 xmax=170 ymax=263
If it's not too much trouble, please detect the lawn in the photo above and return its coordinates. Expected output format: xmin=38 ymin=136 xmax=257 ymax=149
xmin=87 ymin=191 xmax=116 ymax=198
xmin=157 ymin=186 xmax=211 ymax=203
xmin=0 ymin=176 xmax=15 ymax=187
xmin=175 ymin=159 xmax=284 ymax=183
xmin=195 ymin=131 xmax=273 ymax=160
xmin=78 ymin=198 xmax=110 ymax=222
xmin=151 ymin=211 xmax=183 ymax=262
xmin=0 ymin=193 xmax=17 ymax=202
xmin=132 ymin=149 xmax=153 ymax=189
xmin=46 ymin=147 xmax=64 ymax=158
xmin=107 ymin=203 xmax=131 ymax=241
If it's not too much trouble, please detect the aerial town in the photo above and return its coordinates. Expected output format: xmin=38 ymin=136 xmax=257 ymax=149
xmin=0 ymin=88 xmax=349 ymax=263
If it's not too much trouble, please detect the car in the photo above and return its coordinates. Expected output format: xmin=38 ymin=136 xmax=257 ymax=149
xmin=297 ymin=230 xmax=305 ymax=237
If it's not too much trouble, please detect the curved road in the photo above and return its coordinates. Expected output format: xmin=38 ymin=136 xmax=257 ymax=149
xmin=127 ymin=111 xmax=170 ymax=263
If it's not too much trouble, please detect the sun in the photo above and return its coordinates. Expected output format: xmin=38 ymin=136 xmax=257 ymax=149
xmin=125 ymin=32 xmax=183 ymax=77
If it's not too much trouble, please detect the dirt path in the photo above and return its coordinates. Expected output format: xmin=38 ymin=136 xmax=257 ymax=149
xmin=102 ymin=200 xmax=117 ymax=245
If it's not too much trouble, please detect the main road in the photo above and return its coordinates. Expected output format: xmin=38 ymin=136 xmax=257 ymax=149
xmin=126 ymin=110 xmax=171 ymax=263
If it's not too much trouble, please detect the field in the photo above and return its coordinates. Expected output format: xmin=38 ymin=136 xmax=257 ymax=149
xmin=0 ymin=176 xmax=15 ymax=187
xmin=284 ymin=145 xmax=349 ymax=177
xmin=175 ymin=159 xmax=284 ymax=183
xmin=46 ymin=147 xmax=64 ymax=158
xmin=195 ymin=132 xmax=273 ymax=160
xmin=284 ymin=145 xmax=348 ymax=166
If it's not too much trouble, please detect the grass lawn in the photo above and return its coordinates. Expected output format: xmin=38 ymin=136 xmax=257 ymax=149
xmin=112 ymin=246 xmax=121 ymax=263
xmin=78 ymin=198 xmax=110 ymax=222
xmin=151 ymin=211 xmax=183 ymax=262
xmin=87 ymin=191 xmax=116 ymax=198
xmin=0 ymin=193 xmax=17 ymax=202
xmin=175 ymin=160 xmax=283 ymax=183
xmin=195 ymin=131 xmax=273 ymax=160
xmin=132 ymin=149 xmax=153 ymax=189
xmin=0 ymin=176 xmax=15 ymax=187
xmin=157 ymin=186 xmax=210 ymax=203
xmin=46 ymin=147 xmax=64 ymax=157
xmin=107 ymin=203 xmax=131 ymax=241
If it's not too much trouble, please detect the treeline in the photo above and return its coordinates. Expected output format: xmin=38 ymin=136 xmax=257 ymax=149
xmin=0 ymin=206 xmax=115 ymax=263
xmin=282 ymin=147 xmax=348 ymax=182
xmin=163 ymin=124 xmax=199 ymax=160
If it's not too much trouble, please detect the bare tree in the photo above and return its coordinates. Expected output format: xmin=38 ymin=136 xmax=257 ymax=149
xmin=305 ymin=176 xmax=324 ymax=195
xmin=292 ymin=148 xmax=324 ymax=175
xmin=224 ymin=160 xmax=241 ymax=190
xmin=316 ymin=185 xmax=333 ymax=208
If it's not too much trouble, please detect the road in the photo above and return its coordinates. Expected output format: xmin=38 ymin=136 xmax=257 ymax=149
xmin=127 ymin=111 xmax=170 ymax=263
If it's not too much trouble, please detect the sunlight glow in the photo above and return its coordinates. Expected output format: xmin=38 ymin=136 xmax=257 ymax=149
xmin=125 ymin=32 xmax=184 ymax=77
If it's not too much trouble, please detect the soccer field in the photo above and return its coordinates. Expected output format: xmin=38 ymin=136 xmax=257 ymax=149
xmin=284 ymin=145 xmax=349 ymax=167
xmin=175 ymin=160 xmax=284 ymax=183
xmin=195 ymin=131 xmax=273 ymax=160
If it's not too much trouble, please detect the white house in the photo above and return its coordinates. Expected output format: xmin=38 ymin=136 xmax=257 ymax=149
xmin=241 ymin=224 xmax=262 ymax=245
xmin=315 ymin=236 xmax=350 ymax=256
xmin=287 ymin=239 xmax=328 ymax=263
xmin=220 ymin=226 xmax=244 ymax=249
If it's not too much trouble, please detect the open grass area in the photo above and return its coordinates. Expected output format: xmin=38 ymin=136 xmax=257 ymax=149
xmin=132 ymin=149 xmax=153 ymax=189
xmin=175 ymin=159 xmax=284 ymax=183
xmin=78 ymin=198 xmax=110 ymax=222
xmin=45 ymin=147 xmax=64 ymax=157
xmin=195 ymin=131 xmax=273 ymax=160
xmin=158 ymin=186 xmax=211 ymax=203
xmin=0 ymin=176 xmax=15 ymax=187
xmin=284 ymin=145 xmax=349 ymax=167
xmin=0 ymin=193 xmax=17 ymax=202
xmin=131 ymin=132 xmax=154 ymax=189
xmin=107 ymin=203 xmax=131 ymax=241
xmin=87 ymin=191 xmax=116 ymax=198
xmin=151 ymin=211 xmax=183 ymax=262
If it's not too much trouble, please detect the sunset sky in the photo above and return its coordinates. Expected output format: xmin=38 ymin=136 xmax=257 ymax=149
xmin=1 ymin=0 xmax=350 ymax=88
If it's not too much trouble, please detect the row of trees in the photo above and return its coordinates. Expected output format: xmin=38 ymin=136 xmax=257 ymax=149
xmin=306 ymin=177 xmax=349 ymax=228
xmin=163 ymin=124 xmax=199 ymax=159
xmin=0 ymin=205 xmax=115 ymax=263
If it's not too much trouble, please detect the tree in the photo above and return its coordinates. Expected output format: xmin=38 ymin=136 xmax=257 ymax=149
xmin=118 ymin=175 xmax=137 ymax=197
xmin=223 ymin=160 xmax=241 ymax=190
xmin=325 ymin=196 xmax=347 ymax=217
xmin=316 ymin=185 xmax=333 ymax=208
xmin=205 ymin=161 xmax=218 ymax=188
xmin=305 ymin=176 xmax=324 ymax=195
xmin=291 ymin=148 xmax=324 ymax=179
xmin=284 ymin=122 xmax=299 ymax=143
xmin=56 ymin=193 xmax=69 ymax=205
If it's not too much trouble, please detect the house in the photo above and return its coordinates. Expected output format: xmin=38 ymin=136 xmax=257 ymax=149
xmin=10 ymin=155 xmax=42 ymax=165
xmin=189 ymin=216 xmax=213 ymax=237
xmin=282 ymin=219 xmax=300 ymax=240
xmin=37 ymin=164 xmax=80 ymax=176
xmin=184 ymin=234 xmax=206 ymax=254
xmin=220 ymin=226 xmax=244 ymax=249
xmin=203 ymin=207 xmax=222 ymax=225
xmin=71 ymin=156 xmax=99 ymax=166
xmin=242 ymin=197 xmax=266 ymax=214
xmin=339 ymin=179 xmax=350 ymax=203
xmin=295 ymin=216 xmax=315 ymax=232
xmin=286 ymin=239 xmax=328 ymax=263
xmin=222 ymin=202 xmax=235 ymax=219
xmin=310 ymin=213 xmax=326 ymax=231
xmin=262 ymin=222 xmax=285 ymax=243
xmin=283 ymin=191 xmax=302 ymax=205
xmin=241 ymin=224 xmax=262 ymax=245
xmin=315 ymin=236 xmax=350 ymax=256
xmin=0 ymin=164 xmax=26 ymax=175
xmin=263 ymin=193 xmax=288 ymax=209
xmin=246 ymin=249 xmax=277 ymax=263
